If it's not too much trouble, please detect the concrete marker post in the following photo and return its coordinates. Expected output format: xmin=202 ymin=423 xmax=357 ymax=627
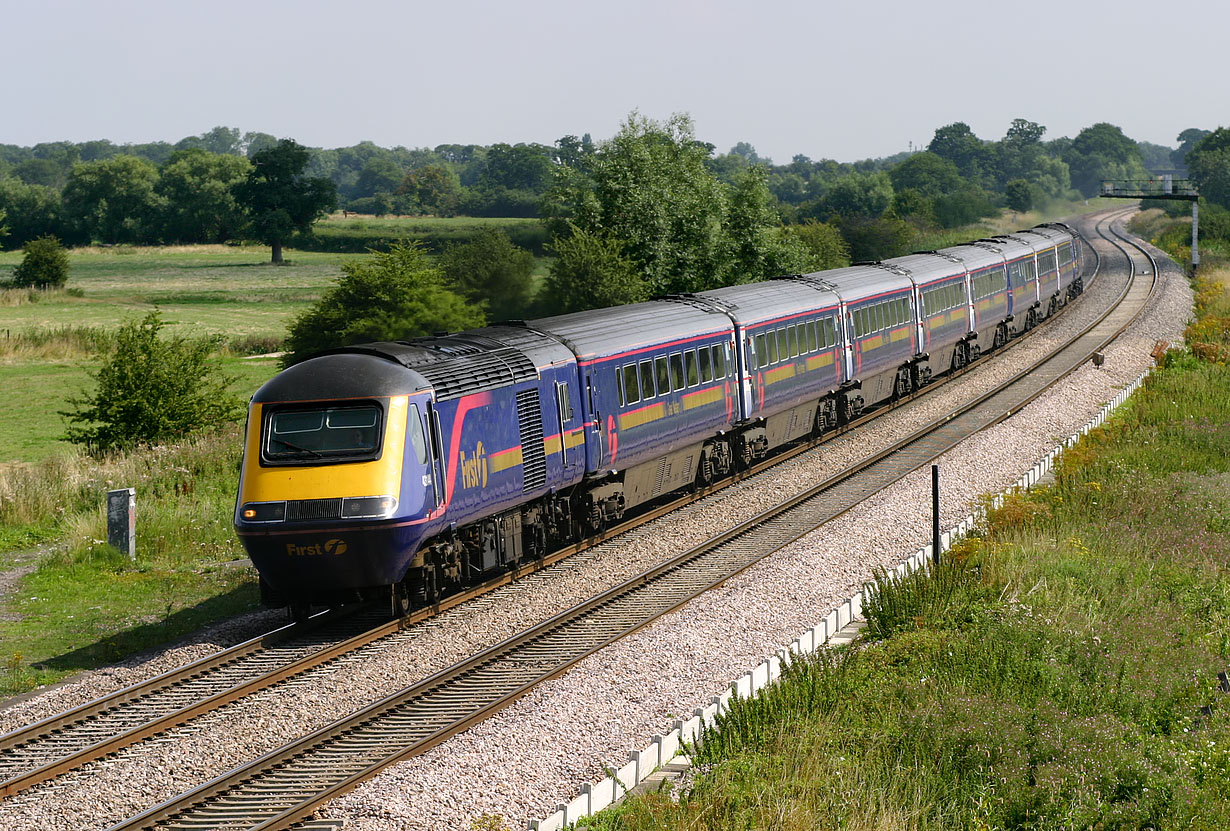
xmin=107 ymin=488 xmax=136 ymax=559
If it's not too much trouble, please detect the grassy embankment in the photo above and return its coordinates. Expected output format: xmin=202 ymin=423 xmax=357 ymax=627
xmin=0 ymin=205 xmax=1110 ymax=699
xmin=585 ymin=231 xmax=1230 ymax=827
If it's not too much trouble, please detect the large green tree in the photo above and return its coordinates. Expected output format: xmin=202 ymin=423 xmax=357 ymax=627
xmin=546 ymin=112 xmax=800 ymax=298
xmin=439 ymin=227 xmax=535 ymax=317
xmin=541 ymin=226 xmax=648 ymax=314
xmin=62 ymin=155 xmax=163 ymax=243
xmin=1062 ymin=123 xmax=1149 ymax=197
xmin=283 ymin=242 xmax=484 ymax=364
xmin=233 ymin=139 xmax=336 ymax=263
xmin=1186 ymin=128 xmax=1230 ymax=208
xmin=157 ymin=149 xmax=251 ymax=242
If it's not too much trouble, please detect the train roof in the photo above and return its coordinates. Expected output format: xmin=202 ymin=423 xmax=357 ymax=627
xmin=529 ymin=299 xmax=733 ymax=362
xmin=798 ymin=263 xmax=914 ymax=303
xmin=694 ymin=279 xmax=840 ymax=326
xmin=882 ymin=252 xmax=968 ymax=286
xmin=252 ymin=351 xmax=432 ymax=404
xmin=1027 ymin=223 xmax=1076 ymax=245
xmin=276 ymin=325 xmax=574 ymax=403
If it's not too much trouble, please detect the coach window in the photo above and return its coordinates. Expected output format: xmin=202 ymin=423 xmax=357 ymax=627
xmin=639 ymin=360 xmax=655 ymax=399
xmin=655 ymin=355 xmax=670 ymax=396
xmin=621 ymin=364 xmax=640 ymax=406
xmin=754 ymin=332 xmax=768 ymax=368
xmin=669 ymin=352 xmax=685 ymax=391
xmin=699 ymin=347 xmax=713 ymax=382
xmin=713 ymin=345 xmax=727 ymax=378
xmin=775 ymin=328 xmax=787 ymax=360
xmin=765 ymin=330 xmax=777 ymax=364
xmin=685 ymin=350 xmax=699 ymax=386
xmin=787 ymin=326 xmax=798 ymax=358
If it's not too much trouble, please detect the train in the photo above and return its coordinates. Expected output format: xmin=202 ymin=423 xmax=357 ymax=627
xmin=234 ymin=223 xmax=1083 ymax=616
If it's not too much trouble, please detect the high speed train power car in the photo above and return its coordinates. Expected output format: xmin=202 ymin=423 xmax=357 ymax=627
xmin=234 ymin=224 xmax=1082 ymax=615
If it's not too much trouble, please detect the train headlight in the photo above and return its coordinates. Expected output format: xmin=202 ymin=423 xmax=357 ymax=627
xmin=342 ymin=495 xmax=398 ymax=519
xmin=240 ymin=502 xmax=286 ymax=522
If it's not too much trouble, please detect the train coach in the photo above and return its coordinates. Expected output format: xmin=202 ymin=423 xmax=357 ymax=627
xmin=235 ymin=224 xmax=1082 ymax=615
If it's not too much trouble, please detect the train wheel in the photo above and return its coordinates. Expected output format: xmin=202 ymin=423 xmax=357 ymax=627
xmin=290 ymin=602 xmax=311 ymax=624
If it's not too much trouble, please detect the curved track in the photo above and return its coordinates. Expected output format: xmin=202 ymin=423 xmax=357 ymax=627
xmin=99 ymin=210 xmax=1159 ymax=831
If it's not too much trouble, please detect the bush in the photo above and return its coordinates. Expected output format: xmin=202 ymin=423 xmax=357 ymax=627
xmin=282 ymin=241 xmax=486 ymax=365
xmin=12 ymin=234 xmax=70 ymax=289
xmin=541 ymin=227 xmax=649 ymax=314
xmin=62 ymin=311 xmax=243 ymax=453
xmin=439 ymin=227 xmax=535 ymax=318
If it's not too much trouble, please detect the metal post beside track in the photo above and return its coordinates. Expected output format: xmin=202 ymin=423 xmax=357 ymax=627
xmin=931 ymin=465 xmax=940 ymax=566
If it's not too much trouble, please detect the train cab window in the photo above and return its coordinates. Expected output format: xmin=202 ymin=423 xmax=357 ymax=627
xmin=655 ymin=356 xmax=670 ymax=396
xmin=405 ymin=404 xmax=427 ymax=464
xmin=669 ymin=352 xmax=685 ymax=391
xmin=685 ymin=350 xmax=699 ymax=386
xmin=621 ymin=364 xmax=640 ymax=405
xmin=639 ymin=360 xmax=656 ymax=400
xmin=787 ymin=326 xmax=799 ymax=358
xmin=713 ymin=345 xmax=727 ymax=378
xmin=699 ymin=347 xmax=713 ymax=382
xmin=265 ymin=404 xmax=383 ymax=464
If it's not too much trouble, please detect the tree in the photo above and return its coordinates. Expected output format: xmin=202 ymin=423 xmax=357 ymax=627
xmin=0 ymin=178 xmax=63 ymax=248
xmin=541 ymin=226 xmax=648 ymax=314
xmin=1062 ymin=123 xmax=1149 ymax=197
xmin=546 ymin=112 xmax=798 ymax=294
xmin=353 ymin=157 xmax=404 ymax=199
xmin=783 ymin=221 xmax=850 ymax=271
xmin=12 ymin=234 xmax=69 ymax=288
xmin=61 ymin=155 xmax=163 ymax=243
xmin=1005 ymin=179 xmax=1035 ymax=212
xmin=233 ymin=139 xmax=336 ymax=264
xmin=282 ymin=242 xmax=485 ymax=364
xmin=1186 ymin=128 xmax=1230 ymax=208
xmin=927 ymin=122 xmax=989 ymax=181
xmin=62 ymin=311 xmax=242 ymax=452
xmin=439 ymin=227 xmax=535 ymax=317
xmin=396 ymin=165 xmax=460 ymax=216
xmin=725 ymin=165 xmax=808 ymax=281
xmin=888 ymin=152 xmax=963 ymax=198
xmin=156 ymin=149 xmax=250 ymax=242
xmin=812 ymin=171 xmax=894 ymax=219
xmin=1172 ymin=128 xmax=1211 ymax=170
xmin=176 ymin=126 xmax=243 ymax=156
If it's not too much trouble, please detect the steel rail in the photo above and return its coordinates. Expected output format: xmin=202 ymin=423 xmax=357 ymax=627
xmin=106 ymin=210 xmax=1155 ymax=831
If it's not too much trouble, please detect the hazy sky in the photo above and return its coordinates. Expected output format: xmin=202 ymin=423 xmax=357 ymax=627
xmin=7 ymin=0 xmax=1224 ymax=162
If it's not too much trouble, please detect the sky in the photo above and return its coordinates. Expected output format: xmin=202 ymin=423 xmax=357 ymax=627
xmin=5 ymin=0 xmax=1225 ymax=163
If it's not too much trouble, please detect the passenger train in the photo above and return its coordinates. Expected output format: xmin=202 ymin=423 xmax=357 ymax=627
xmin=234 ymin=224 xmax=1083 ymax=614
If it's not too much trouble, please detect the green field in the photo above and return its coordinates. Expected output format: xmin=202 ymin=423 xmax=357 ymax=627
xmin=0 ymin=244 xmax=359 ymax=342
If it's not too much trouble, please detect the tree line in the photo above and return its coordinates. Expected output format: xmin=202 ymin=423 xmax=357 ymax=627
xmin=0 ymin=118 xmax=1204 ymax=255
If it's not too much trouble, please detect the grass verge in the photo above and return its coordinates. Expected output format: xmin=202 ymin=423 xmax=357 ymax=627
xmin=586 ymin=266 xmax=1229 ymax=828
xmin=0 ymin=426 xmax=261 ymax=698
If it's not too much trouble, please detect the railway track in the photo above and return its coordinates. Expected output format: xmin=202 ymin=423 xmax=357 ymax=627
xmin=93 ymin=210 xmax=1156 ymax=831
xmin=0 ymin=215 xmax=1113 ymax=803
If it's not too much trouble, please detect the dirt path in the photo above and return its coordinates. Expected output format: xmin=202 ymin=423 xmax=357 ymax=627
xmin=0 ymin=545 xmax=48 ymax=622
